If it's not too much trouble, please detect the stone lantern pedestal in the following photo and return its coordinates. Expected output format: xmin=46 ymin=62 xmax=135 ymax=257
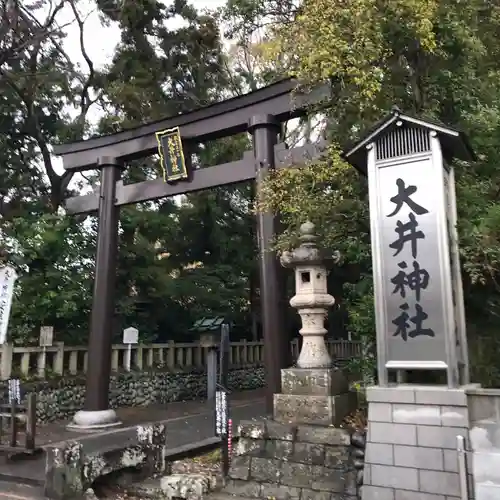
xmin=273 ymin=222 xmax=356 ymax=427
xmin=204 ymin=223 xmax=360 ymax=500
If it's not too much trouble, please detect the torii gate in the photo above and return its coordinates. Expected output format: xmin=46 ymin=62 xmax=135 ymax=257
xmin=54 ymin=78 xmax=329 ymax=429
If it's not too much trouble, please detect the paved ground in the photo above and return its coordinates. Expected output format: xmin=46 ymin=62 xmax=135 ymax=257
xmin=35 ymin=388 xmax=267 ymax=447
xmin=0 ymin=389 xmax=267 ymax=499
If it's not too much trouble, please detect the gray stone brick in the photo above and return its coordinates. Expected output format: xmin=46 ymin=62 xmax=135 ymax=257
xmin=266 ymin=420 xmax=297 ymax=441
xmin=281 ymin=367 xmax=348 ymax=397
xmin=393 ymin=445 xmax=443 ymax=470
xmin=417 ymin=425 xmax=468 ymax=449
xmin=260 ymin=482 xmax=301 ymax=500
xmin=267 ymin=439 xmax=294 ymax=460
xmin=371 ymin=464 xmax=419 ymax=490
xmin=250 ymin=456 xmax=282 ymax=483
xmin=443 ymin=449 xmax=458 ymax=473
xmin=274 ymin=393 xmax=354 ymax=427
xmin=228 ymin=455 xmax=250 ymax=480
xmin=395 ymin=491 xmax=445 ymax=500
xmin=419 ymin=470 xmax=460 ymax=497
xmin=470 ymin=483 xmax=500 ymax=500
xmin=392 ymin=404 xmax=441 ymax=426
xmin=324 ymin=445 xmax=349 ymax=468
xmin=361 ymin=485 xmax=395 ymax=500
xmin=365 ymin=443 xmax=394 ymax=466
xmin=369 ymin=403 xmax=393 ymax=422
xmin=234 ymin=437 xmax=265 ymax=457
xmin=293 ymin=442 xmax=325 ymax=465
xmin=367 ymin=386 xmax=415 ymax=404
xmin=310 ymin=466 xmax=346 ymax=493
xmin=344 ymin=469 xmax=357 ymax=496
xmin=280 ymin=462 xmax=316 ymax=488
xmin=468 ymin=394 xmax=499 ymax=424
xmin=365 ymin=464 xmax=371 ymax=485
xmin=296 ymin=425 xmax=350 ymax=446
xmin=368 ymin=422 xmax=417 ymax=445
xmin=440 ymin=406 xmax=469 ymax=427
xmin=414 ymin=387 xmax=466 ymax=407
xmin=300 ymin=488 xmax=332 ymax=500
xmin=224 ymin=479 xmax=261 ymax=498
xmin=239 ymin=420 xmax=267 ymax=439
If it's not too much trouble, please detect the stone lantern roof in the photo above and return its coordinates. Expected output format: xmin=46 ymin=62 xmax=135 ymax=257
xmin=280 ymin=221 xmax=339 ymax=268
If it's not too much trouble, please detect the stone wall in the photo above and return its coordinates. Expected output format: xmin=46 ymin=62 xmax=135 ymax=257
xmin=363 ymin=385 xmax=473 ymax=500
xmin=225 ymin=418 xmax=357 ymax=500
xmin=0 ymin=365 xmax=265 ymax=423
xmin=467 ymin=387 xmax=500 ymax=500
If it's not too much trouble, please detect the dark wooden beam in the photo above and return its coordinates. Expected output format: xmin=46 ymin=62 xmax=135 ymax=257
xmin=65 ymin=152 xmax=255 ymax=214
xmin=65 ymin=142 xmax=328 ymax=215
xmin=54 ymin=80 xmax=330 ymax=172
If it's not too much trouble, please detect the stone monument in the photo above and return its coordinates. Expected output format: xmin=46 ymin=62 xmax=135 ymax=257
xmin=215 ymin=222 xmax=359 ymax=500
xmin=344 ymin=109 xmax=477 ymax=500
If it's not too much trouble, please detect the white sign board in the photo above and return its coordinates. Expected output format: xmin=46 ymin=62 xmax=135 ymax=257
xmin=0 ymin=265 xmax=18 ymax=345
xmin=40 ymin=326 xmax=54 ymax=347
xmin=123 ymin=327 xmax=139 ymax=344
xmin=215 ymin=390 xmax=228 ymax=436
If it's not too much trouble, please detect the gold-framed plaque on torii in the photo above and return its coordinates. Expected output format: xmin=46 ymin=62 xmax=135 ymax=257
xmin=155 ymin=127 xmax=189 ymax=183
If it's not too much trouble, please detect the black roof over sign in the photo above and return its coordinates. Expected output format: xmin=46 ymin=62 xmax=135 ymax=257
xmin=343 ymin=108 xmax=475 ymax=175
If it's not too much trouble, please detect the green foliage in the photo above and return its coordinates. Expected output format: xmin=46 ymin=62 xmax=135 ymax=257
xmin=224 ymin=0 xmax=500 ymax=384
xmin=4 ymin=0 xmax=500 ymax=390
xmin=0 ymin=0 xmax=258 ymax=345
xmin=2 ymin=214 xmax=95 ymax=344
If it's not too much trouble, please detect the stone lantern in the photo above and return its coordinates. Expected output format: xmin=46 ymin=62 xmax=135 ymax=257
xmin=281 ymin=221 xmax=336 ymax=368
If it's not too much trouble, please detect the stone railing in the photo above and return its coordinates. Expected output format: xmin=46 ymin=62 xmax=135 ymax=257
xmin=0 ymin=339 xmax=362 ymax=380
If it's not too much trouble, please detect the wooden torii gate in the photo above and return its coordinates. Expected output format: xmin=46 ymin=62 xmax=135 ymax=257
xmin=55 ymin=78 xmax=329 ymax=428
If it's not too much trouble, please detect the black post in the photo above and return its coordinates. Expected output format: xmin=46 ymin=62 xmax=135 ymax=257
xmin=249 ymin=114 xmax=288 ymax=415
xmin=84 ymin=157 xmax=122 ymax=412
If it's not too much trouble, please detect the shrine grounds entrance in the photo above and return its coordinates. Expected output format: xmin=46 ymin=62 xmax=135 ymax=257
xmin=54 ymin=78 xmax=329 ymax=428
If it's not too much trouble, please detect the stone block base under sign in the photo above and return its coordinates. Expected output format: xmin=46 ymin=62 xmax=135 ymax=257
xmin=362 ymin=384 xmax=477 ymax=500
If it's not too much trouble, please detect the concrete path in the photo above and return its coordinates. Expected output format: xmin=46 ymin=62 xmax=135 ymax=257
xmin=0 ymin=391 xmax=266 ymax=499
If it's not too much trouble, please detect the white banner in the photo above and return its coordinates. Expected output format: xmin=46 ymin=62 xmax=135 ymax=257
xmin=0 ymin=265 xmax=17 ymax=345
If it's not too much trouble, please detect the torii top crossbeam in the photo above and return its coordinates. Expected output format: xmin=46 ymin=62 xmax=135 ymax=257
xmin=56 ymin=79 xmax=329 ymax=215
xmin=54 ymin=78 xmax=327 ymax=172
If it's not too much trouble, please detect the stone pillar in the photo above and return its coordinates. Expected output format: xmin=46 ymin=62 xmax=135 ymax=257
xmin=274 ymin=222 xmax=356 ymax=427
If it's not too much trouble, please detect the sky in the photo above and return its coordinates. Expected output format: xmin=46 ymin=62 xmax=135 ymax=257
xmin=61 ymin=0 xmax=227 ymax=69
xmin=51 ymin=0 xmax=227 ymax=176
